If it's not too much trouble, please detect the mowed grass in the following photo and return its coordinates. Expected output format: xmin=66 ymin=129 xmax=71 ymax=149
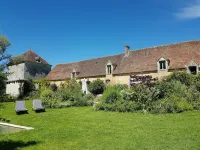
xmin=1 ymin=101 xmax=200 ymax=150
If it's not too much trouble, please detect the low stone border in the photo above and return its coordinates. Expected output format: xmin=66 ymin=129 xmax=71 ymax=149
xmin=0 ymin=122 xmax=34 ymax=130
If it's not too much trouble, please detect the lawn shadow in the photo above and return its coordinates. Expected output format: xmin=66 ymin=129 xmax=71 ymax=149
xmin=16 ymin=111 xmax=29 ymax=115
xmin=0 ymin=140 xmax=39 ymax=150
xmin=34 ymin=109 xmax=46 ymax=113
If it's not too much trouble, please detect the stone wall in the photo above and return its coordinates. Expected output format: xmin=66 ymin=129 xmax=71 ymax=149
xmin=24 ymin=62 xmax=51 ymax=80
xmin=7 ymin=62 xmax=51 ymax=82
xmin=6 ymin=62 xmax=51 ymax=96
xmin=49 ymin=70 xmax=174 ymax=86
xmin=6 ymin=82 xmax=22 ymax=96
xmin=7 ymin=63 xmax=25 ymax=81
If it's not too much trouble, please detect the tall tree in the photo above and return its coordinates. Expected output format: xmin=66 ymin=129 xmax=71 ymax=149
xmin=0 ymin=34 xmax=11 ymax=100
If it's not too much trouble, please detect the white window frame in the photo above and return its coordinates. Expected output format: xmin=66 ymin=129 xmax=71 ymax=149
xmin=157 ymin=57 xmax=168 ymax=72
xmin=71 ymin=72 xmax=76 ymax=78
xmin=159 ymin=60 xmax=166 ymax=70
xmin=187 ymin=61 xmax=199 ymax=74
xmin=106 ymin=61 xmax=113 ymax=75
xmin=36 ymin=57 xmax=41 ymax=63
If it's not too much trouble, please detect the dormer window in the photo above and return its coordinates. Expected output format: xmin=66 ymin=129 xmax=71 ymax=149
xmin=71 ymin=72 xmax=76 ymax=78
xmin=187 ymin=61 xmax=198 ymax=75
xmin=107 ymin=65 xmax=112 ymax=74
xmin=159 ymin=60 xmax=166 ymax=70
xmin=35 ymin=57 xmax=41 ymax=63
xmin=157 ymin=57 xmax=168 ymax=72
xmin=106 ymin=60 xmax=114 ymax=75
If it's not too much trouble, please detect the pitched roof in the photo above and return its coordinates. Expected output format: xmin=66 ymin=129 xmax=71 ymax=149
xmin=47 ymin=40 xmax=200 ymax=81
xmin=115 ymin=40 xmax=200 ymax=74
xmin=8 ymin=50 xmax=51 ymax=66
xmin=47 ymin=54 xmax=123 ymax=80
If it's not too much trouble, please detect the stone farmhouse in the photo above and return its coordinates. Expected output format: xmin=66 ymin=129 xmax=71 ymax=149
xmin=46 ymin=40 xmax=200 ymax=86
xmin=6 ymin=40 xmax=200 ymax=96
xmin=6 ymin=50 xmax=51 ymax=96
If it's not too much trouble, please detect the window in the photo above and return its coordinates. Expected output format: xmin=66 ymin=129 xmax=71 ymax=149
xmin=35 ymin=57 xmax=41 ymax=63
xmin=189 ymin=66 xmax=197 ymax=75
xmin=71 ymin=72 xmax=76 ymax=78
xmin=159 ymin=61 xmax=166 ymax=70
xmin=36 ymin=59 xmax=41 ymax=63
xmin=107 ymin=65 xmax=112 ymax=74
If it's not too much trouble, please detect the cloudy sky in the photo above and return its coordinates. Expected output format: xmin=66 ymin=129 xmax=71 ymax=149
xmin=175 ymin=0 xmax=200 ymax=19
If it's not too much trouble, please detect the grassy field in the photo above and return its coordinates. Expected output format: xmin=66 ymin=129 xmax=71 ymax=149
xmin=0 ymin=101 xmax=200 ymax=150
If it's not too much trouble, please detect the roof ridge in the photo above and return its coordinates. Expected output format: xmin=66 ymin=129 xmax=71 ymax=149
xmin=57 ymin=53 xmax=123 ymax=66
xmin=56 ymin=40 xmax=200 ymax=66
xmin=11 ymin=49 xmax=51 ymax=65
xmin=131 ymin=40 xmax=200 ymax=52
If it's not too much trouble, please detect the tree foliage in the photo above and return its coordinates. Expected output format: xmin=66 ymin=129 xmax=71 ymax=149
xmin=0 ymin=35 xmax=11 ymax=101
xmin=0 ymin=35 xmax=11 ymax=69
xmin=88 ymin=79 xmax=105 ymax=95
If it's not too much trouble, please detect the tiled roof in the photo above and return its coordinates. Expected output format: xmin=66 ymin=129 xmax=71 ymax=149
xmin=47 ymin=54 xmax=122 ymax=80
xmin=47 ymin=40 xmax=200 ymax=81
xmin=9 ymin=50 xmax=51 ymax=65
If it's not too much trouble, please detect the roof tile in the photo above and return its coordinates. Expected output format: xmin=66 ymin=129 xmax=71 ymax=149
xmin=47 ymin=40 xmax=200 ymax=81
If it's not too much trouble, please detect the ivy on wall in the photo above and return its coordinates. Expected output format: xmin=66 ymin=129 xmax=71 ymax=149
xmin=25 ymin=63 xmax=51 ymax=77
xmin=7 ymin=55 xmax=25 ymax=66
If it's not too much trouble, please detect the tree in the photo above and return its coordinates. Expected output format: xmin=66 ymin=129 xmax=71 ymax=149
xmin=88 ymin=79 xmax=105 ymax=95
xmin=0 ymin=35 xmax=11 ymax=101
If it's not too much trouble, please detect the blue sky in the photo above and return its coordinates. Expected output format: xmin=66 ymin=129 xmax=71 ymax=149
xmin=0 ymin=0 xmax=200 ymax=66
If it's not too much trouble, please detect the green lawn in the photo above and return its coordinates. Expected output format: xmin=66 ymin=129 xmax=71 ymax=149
xmin=1 ymin=101 xmax=200 ymax=150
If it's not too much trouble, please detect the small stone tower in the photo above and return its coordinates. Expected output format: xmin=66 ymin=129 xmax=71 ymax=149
xmin=6 ymin=50 xmax=51 ymax=96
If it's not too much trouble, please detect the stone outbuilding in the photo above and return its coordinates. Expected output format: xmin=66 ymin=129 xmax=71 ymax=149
xmin=6 ymin=50 xmax=51 ymax=97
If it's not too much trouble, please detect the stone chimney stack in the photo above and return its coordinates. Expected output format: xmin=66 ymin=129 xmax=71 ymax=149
xmin=124 ymin=45 xmax=130 ymax=57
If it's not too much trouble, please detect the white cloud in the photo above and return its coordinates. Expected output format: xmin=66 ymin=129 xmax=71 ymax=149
xmin=175 ymin=0 xmax=200 ymax=19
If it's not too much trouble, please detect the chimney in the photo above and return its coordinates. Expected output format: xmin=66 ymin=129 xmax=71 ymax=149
xmin=124 ymin=45 xmax=130 ymax=57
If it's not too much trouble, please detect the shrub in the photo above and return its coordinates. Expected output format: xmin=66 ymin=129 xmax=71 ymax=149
xmin=59 ymin=87 xmax=83 ymax=103
xmin=72 ymin=94 xmax=94 ymax=106
xmin=23 ymin=79 xmax=35 ymax=95
xmin=120 ymin=89 xmax=136 ymax=101
xmin=167 ymin=71 xmax=194 ymax=86
xmin=185 ymin=85 xmax=200 ymax=109
xmin=25 ymin=90 xmax=40 ymax=100
xmin=35 ymin=78 xmax=50 ymax=88
xmin=82 ymin=94 xmax=95 ymax=105
xmin=50 ymin=84 xmax=58 ymax=92
xmin=155 ymin=81 xmax=170 ymax=99
xmin=58 ymin=79 xmax=83 ymax=102
xmin=94 ymin=100 xmax=139 ymax=112
xmin=94 ymin=86 xmax=140 ymax=112
xmin=133 ymin=84 xmax=160 ymax=112
xmin=42 ymin=97 xmax=61 ymax=108
xmin=192 ymin=101 xmax=200 ymax=110
xmin=0 ymin=73 xmax=6 ymax=101
xmin=18 ymin=79 xmax=35 ymax=99
xmin=120 ymin=101 xmax=140 ymax=112
xmin=165 ymin=81 xmax=188 ymax=98
xmin=40 ymin=88 xmax=54 ymax=99
xmin=88 ymin=79 xmax=105 ymax=95
xmin=38 ymin=79 xmax=96 ymax=108
xmin=152 ymin=96 xmax=193 ymax=113
xmin=112 ymin=84 xmax=128 ymax=91
xmin=40 ymin=88 xmax=61 ymax=108
xmin=95 ymin=87 xmax=123 ymax=111
xmin=101 ymin=87 xmax=123 ymax=104
xmin=0 ymin=95 xmax=17 ymax=102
